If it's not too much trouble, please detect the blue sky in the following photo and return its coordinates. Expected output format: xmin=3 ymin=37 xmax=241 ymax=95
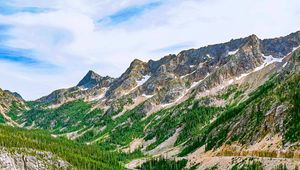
xmin=0 ymin=0 xmax=300 ymax=100
xmin=0 ymin=47 xmax=38 ymax=64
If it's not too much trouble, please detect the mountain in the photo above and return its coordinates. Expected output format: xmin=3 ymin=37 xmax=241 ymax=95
xmin=36 ymin=70 xmax=114 ymax=106
xmin=0 ymin=31 xmax=300 ymax=170
xmin=77 ymin=70 xmax=114 ymax=89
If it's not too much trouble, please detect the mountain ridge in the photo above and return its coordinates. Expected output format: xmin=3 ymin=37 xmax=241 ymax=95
xmin=1 ymin=31 xmax=300 ymax=170
xmin=31 ymin=31 xmax=300 ymax=107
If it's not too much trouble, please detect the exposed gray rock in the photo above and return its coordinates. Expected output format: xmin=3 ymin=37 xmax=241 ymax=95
xmin=0 ymin=148 xmax=71 ymax=170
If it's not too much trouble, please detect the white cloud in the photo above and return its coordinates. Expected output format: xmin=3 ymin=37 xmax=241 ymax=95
xmin=0 ymin=0 xmax=300 ymax=100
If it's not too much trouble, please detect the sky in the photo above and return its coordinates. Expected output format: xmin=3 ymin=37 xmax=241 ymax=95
xmin=0 ymin=0 xmax=300 ymax=100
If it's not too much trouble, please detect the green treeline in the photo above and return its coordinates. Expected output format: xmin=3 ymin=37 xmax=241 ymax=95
xmin=140 ymin=157 xmax=187 ymax=170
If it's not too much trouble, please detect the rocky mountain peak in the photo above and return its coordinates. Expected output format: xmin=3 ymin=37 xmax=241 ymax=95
xmin=128 ymin=59 xmax=147 ymax=71
xmin=244 ymin=34 xmax=260 ymax=46
xmin=82 ymin=70 xmax=100 ymax=79
xmin=3 ymin=90 xmax=23 ymax=100
xmin=105 ymin=59 xmax=150 ymax=98
xmin=77 ymin=70 xmax=114 ymax=89
xmin=123 ymin=59 xmax=149 ymax=75
xmin=237 ymin=34 xmax=262 ymax=58
xmin=248 ymin=34 xmax=259 ymax=40
xmin=131 ymin=58 xmax=144 ymax=65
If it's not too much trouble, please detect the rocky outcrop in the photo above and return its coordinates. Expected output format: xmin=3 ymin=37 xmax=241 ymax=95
xmin=0 ymin=148 xmax=71 ymax=170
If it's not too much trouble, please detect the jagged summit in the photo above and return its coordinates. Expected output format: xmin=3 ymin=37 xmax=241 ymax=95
xmin=131 ymin=59 xmax=145 ymax=65
xmin=77 ymin=70 xmax=101 ymax=87
xmin=34 ymin=31 xmax=300 ymax=106
xmin=77 ymin=70 xmax=114 ymax=89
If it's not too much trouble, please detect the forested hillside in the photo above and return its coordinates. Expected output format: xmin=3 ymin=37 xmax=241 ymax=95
xmin=0 ymin=124 xmax=129 ymax=169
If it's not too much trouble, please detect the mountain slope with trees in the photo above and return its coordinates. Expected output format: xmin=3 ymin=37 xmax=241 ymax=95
xmin=0 ymin=31 xmax=300 ymax=169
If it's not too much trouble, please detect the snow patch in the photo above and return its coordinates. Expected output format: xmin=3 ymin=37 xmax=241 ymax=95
xmin=282 ymin=62 xmax=288 ymax=68
xmin=263 ymin=55 xmax=283 ymax=65
xmin=252 ymin=55 xmax=283 ymax=73
xmin=228 ymin=49 xmax=239 ymax=55
xmin=292 ymin=45 xmax=300 ymax=52
xmin=137 ymin=75 xmax=151 ymax=86
xmin=79 ymin=87 xmax=88 ymax=91
xmin=142 ymin=94 xmax=154 ymax=98
xmin=236 ymin=54 xmax=283 ymax=81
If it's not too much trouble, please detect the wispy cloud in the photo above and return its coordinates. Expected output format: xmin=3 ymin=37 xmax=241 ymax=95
xmin=152 ymin=42 xmax=194 ymax=54
xmin=0 ymin=47 xmax=57 ymax=69
xmin=99 ymin=1 xmax=162 ymax=25
xmin=0 ymin=48 xmax=36 ymax=64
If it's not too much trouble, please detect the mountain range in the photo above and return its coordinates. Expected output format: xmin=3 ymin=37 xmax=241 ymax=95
xmin=0 ymin=31 xmax=300 ymax=170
